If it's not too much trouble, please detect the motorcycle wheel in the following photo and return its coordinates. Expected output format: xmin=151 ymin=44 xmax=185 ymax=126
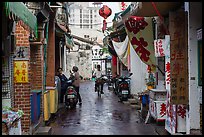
xmin=98 ymin=84 xmax=101 ymax=98
xmin=70 ymin=103 xmax=77 ymax=109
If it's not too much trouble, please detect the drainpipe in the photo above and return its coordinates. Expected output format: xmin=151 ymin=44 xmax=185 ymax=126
xmin=42 ymin=2 xmax=50 ymax=126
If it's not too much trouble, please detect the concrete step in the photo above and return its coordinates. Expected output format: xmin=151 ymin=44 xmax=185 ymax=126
xmin=34 ymin=126 xmax=52 ymax=135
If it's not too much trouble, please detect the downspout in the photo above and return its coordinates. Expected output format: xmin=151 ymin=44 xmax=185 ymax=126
xmin=42 ymin=2 xmax=50 ymax=126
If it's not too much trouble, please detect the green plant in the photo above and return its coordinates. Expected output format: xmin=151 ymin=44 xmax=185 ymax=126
xmin=17 ymin=110 xmax=24 ymax=117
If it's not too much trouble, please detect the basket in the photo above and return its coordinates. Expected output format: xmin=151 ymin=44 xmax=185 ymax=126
xmin=96 ymin=78 xmax=104 ymax=84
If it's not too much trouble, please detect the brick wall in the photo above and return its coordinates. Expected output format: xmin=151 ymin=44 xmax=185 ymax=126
xmin=30 ymin=45 xmax=44 ymax=118
xmin=30 ymin=45 xmax=43 ymax=90
xmin=14 ymin=20 xmax=31 ymax=133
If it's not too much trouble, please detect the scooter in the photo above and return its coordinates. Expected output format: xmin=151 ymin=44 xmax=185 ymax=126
xmin=117 ymin=73 xmax=133 ymax=102
xmin=64 ymin=74 xmax=78 ymax=109
xmin=95 ymin=75 xmax=107 ymax=98
xmin=112 ymin=74 xmax=121 ymax=95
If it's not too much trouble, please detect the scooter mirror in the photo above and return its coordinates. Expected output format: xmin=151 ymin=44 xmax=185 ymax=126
xmin=129 ymin=73 xmax=133 ymax=76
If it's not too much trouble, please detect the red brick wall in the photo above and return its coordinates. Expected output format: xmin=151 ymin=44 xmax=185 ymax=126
xmin=30 ymin=46 xmax=43 ymax=90
xmin=14 ymin=20 xmax=31 ymax=133
xmin=30 ymin=45 xmax=44 ymax=118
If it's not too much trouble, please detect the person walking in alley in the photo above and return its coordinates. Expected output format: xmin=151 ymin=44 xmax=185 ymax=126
xmin=94 ymin=65 xmax=104 ymax=94
xmin=57 ymin=68 xmax=69 ymax=103
xmin=72 ymin=66 xmax=82 ymax=105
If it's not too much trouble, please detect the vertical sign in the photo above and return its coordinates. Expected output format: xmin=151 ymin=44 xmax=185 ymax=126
xmin=14 ymin=60 xmax=28 ymax=83
xmin=169 ymin=11 xmax=188 ymax=105
xmin=164 ymin=35 xmax=176 ymax=134
xmin=120 ymin=2 xmax=128 ymax=11
xmin=154 ymin=39 xmax=165 ymax=57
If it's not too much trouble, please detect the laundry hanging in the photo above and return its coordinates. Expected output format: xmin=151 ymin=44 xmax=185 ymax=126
xmin=124 ymin=16 xmax=156 ymax=72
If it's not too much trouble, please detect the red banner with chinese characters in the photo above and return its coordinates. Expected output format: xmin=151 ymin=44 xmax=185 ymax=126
xmin=14 ymin=60 xmax=28 ymax=83
xmin=124 ymin=16 xmax=156 ymax=72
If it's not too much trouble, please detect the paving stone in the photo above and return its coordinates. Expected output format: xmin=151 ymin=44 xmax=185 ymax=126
xmin=35 ymin=127 xmax=52 ymax=135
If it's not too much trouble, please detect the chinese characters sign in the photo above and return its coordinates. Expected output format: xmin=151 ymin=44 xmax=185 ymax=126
xmin=164 ymin=35 xmax=177 ymax=134
xmin=125 ymin=16 xmax=156 ymax=72
xmin=14 ymin=61 xmax=28 ymax=83
xmin=14 ymin=46 xmax=29 ymax=60
xmin=169 ymin=10 xmax=188 ymax=104
xmin=154 ymin=39 xmax=165 ymax=57
xmin=120 ymin=2 xmax=127 ymax=11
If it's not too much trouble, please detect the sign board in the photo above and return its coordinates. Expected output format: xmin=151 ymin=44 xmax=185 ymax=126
xmin=14 ymin=60 xmax=29 ymax=83
xmin=154 ymin=39 xmax=165 ymax=57
xmin=164 ymin=35 xmax=177 ymax=134
xmin=169 ymin=11 xmax=188 ymax=105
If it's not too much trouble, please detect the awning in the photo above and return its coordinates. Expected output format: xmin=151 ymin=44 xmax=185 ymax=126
xmin=112 ymin=2 xmax=182 ymax=29
xmin=135 ymin=2 xmax=182 ymax=17
xmin=112 ymin=4 xmax=131 ymax=22
xmin=4 ymin=2 xmax=37 ymax=36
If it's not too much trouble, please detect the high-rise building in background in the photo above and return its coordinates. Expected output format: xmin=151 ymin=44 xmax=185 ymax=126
xmin=69 ymin=2 xmax=103 ymax=30
xmin=67 ymin=2 xmax=108 ymax=80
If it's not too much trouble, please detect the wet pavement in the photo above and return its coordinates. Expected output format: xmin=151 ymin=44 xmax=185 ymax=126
xmin=48 ymin=81 xmax=159 ymax=135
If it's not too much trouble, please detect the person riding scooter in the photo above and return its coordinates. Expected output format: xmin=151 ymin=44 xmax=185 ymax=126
xmin=94 ymin=65 xmax=105 ymax=94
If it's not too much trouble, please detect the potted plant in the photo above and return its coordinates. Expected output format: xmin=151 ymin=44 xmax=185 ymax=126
xmin=145 ymin=72 xmax=156 ymax=90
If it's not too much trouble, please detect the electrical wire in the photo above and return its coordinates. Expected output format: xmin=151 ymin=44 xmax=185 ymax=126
xmin=68 ymin=22 xmax=112 ymax=26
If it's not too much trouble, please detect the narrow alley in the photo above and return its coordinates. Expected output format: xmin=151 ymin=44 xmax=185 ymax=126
xmin=2 ymin=2 xmax=202 ymax=135
xmin=48 ymin=81 xmax=158 ymax=135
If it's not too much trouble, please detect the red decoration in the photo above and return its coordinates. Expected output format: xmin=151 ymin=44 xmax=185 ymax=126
xmin=177 ymin=105 xmax=186 ymax=118
xmin=99 ymin=5 xmax=112 ymax=32
xmin=121 ymin=2 xmax=127 ymax=11
xmin=160 ymin=103 xmax=166 ymax=117
xmin=102 ymin=20 xmax=107 ymax=33
xmin=147 ymin=65 xmax=151 ymax=72
xmin=112 ymin=55 xmax=117 ymax=66
xmin=99 ymin=5 xmax=112 ymax=19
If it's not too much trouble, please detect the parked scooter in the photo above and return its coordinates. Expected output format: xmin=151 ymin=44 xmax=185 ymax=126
xmin=112 ymin=74 xmax=120 ymax=95
xmin=117 ymin=73 xmax=133 ymax=102
xmin=64 ymin=73 xmax=78 ymax=109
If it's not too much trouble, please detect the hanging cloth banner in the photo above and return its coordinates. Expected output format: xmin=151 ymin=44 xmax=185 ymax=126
xmin=124 ymin=16 xmax=156 ymax=72
xmin=112 ymin=35 xmax=129 ymax=67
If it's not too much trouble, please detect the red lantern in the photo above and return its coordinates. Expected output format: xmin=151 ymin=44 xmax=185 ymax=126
xmin=99 ymin=5 xmax=112 ymax=19
xmin=99 ymin=5 xmax=112 ymax=32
